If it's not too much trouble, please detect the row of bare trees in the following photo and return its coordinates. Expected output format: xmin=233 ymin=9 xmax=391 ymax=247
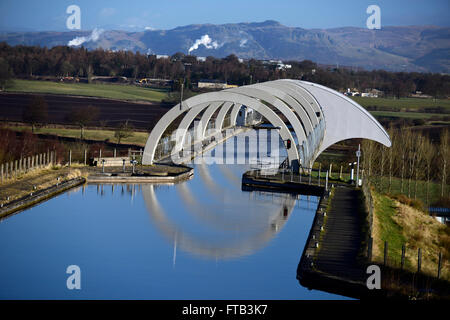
xmin=362 ymin=127 xmax=449 ymax=205
xmin=1 ymin=43 xmax=450 ymax=97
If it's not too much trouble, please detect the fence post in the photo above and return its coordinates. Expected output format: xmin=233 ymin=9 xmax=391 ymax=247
xmin=84 ymin=149 xmax=87 ymax=166
xmin=417 ymin=248 xmax=422 ymax=273
xmin=437 ymin=252 xmax=442 ymax=279
xmin=339 ymin=165 xmax=343 ymax=180
xmin=401 ymin=244 xmax=406 ymax=270
xmin=14 ymin=160 xmax=18 ymax=178
xmin=325 ymin=170 xmax=329 ymax=191
xmin=10 ymin=161 xmax=13 ymax=178
xmin=114 ymin=148 xmax=117 ymax=158
xmin=384 ymin=241 xmax=388 ymax=266
xmin=69 ymin=150 xmax=72 ymax=167
xmin=5 ymin=162 xmax=9 ymax=181
xmin=19 ymin=157 xmax=22 ymax=173
xmin=329 ymin=163 xmax=332 ymax=179
xmin=1 ymin=163 xmax=3 ymax=184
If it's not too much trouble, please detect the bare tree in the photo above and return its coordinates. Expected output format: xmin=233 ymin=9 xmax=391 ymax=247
xmin=399 ymin=129 xmax=411 ymax=193
xmin=66 ymin=105 xmax=99 ymax=139
xmin=407 ymin=130 xmax=417 ymax=198
xmin=422 ymin=137 xmax=435 ymax=205
xmin=362 ymin=140 xmax=376 ymax=180
xmin=114 ymin=120 xmax=134 ymax=144
xmin=439 ymin=129 xmax=449 ymax=198
xmin=414 ymin=134 xmax=426 ymax=199
xmin=379 ymin=143 xmax=386 ymax=192
xmin=0 ymin=57 xmax=13 ymax=91
xmin=387 ymin=127 xmax=395 ymax=193
xmin=22 ymin=95 xmax=48 ymax=132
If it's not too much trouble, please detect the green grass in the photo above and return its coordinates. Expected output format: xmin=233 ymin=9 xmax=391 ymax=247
xmin=6 ymin=79 xmax=168 ymax=102
xmin=373 ymin=191 xmax=407 ymax=265
xmin=351 ymin=96 xmax=450 ymax=111
xmin=369 ymin=111 xmax=447 ymax=119
xmin=7 ymin=125 xmax=149 ymax=146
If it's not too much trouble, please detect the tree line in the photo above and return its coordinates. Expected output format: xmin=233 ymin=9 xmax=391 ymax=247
xmin=0 ymin=42 xmax=449 ymax=98
xmin=362 ymin=128 xmax=449 ymax=206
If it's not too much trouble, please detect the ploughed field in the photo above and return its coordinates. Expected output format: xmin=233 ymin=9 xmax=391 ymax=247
xmin=0 ymin=92 xmax=171 ymax=130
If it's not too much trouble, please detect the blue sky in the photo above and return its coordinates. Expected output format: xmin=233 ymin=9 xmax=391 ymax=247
xmin=0 ymin=0 xmax=449 ymax=31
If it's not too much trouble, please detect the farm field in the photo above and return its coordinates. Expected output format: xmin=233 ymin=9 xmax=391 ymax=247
xmin=369 ymin=111 xmax=447 ymax=119
xmin=5 ymin=79 xmax=168 ymax=102
xmin=6 ymin=125 xmax=149 ymax=146
xmin=0 ymin=92 xmax=170 ymax=130
xmin=351 ymin=96 xmax=450 ymax=111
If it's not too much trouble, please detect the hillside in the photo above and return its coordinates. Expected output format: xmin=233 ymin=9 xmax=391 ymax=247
xmin=0 ymin=21 xmax=449 ymax=72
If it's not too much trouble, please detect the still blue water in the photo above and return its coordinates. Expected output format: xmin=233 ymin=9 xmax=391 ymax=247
xmin=0 ymin=133 xmax=346 ymax=299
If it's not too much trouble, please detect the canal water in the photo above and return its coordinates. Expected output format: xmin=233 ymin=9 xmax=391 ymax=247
xmin=0 ymin=131 xmax=346 ymax=299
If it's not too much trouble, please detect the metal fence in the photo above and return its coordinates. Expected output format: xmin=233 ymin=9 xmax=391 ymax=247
xmin=367 ymin=238 xmax=447 ymax=280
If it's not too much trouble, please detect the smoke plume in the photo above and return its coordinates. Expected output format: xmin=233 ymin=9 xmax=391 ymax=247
xmin=68 ymin=28 xmax=104 ymax=47
xmin=188 ymin=34 xmax=219 ymax=53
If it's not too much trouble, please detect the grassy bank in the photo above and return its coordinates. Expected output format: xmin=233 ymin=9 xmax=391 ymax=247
xmin=7 ymin=125 xmax=149 ymax=146
xmin=371 ymin=188 xmax=449 ymax=281
xmin=0 ymin=165 xmax=83 ymax=205
xmin=6 ymin=79 xmax=168 ymax=102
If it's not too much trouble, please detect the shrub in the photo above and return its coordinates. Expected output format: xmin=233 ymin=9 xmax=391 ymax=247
xmin=390 ymin=194 xmax=426 ymax=212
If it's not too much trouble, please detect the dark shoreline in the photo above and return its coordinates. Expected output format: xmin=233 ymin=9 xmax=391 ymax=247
xmin=0 ymin=164 xmax=194 ymax=220
xmin=0 ymin=176 xmax=86 ymax=220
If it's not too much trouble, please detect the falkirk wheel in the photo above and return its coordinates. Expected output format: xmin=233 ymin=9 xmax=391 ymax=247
xmin=142 ymin=79 xmax=391 ymax=171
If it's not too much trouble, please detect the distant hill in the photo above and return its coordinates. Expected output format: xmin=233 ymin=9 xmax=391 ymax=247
xmin=1 ymin=20 xmax=449 ymax=73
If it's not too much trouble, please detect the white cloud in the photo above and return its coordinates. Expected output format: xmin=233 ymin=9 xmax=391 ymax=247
xmin=239 ymin=39 xmax=248 ymax=47
xmin=68 ymin=28 xmax=104 ymax=47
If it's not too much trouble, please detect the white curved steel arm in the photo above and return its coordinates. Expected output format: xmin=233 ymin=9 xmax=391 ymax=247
xmin=226 ymin=86 xmax=308 ymax=157
xmin=143 ymin=91 xmax=300 ymax=169
xmin=214 ymin=102 xmax=235 ymax=132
